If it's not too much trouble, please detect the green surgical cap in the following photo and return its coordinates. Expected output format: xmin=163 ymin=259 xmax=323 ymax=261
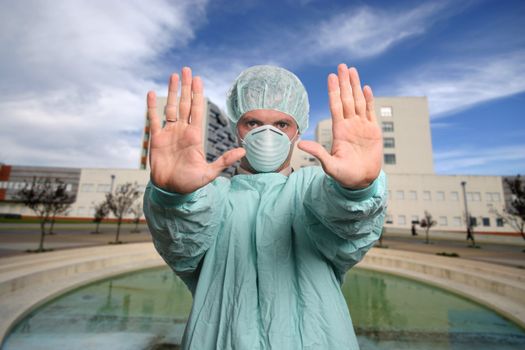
xmin=226 ymin=65 xmax=309 ymax=133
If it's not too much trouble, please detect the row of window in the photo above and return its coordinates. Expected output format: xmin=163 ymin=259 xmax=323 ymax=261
xmin=384 ymin=137 xmax=395 ymax=148
xmin=385 ymin=214 xmax=504 ymax=227
xmin=0 ymin=181 xmax=73 ymax=192
xmin=384 ymin=154 xmax=396 ymax=164
xmin=389 ymin=190 xmax=501 ymax=202
xmin=380 ymin=106 xmax=392 ymax=117
xmin=382 ymin=121 xmax=394 ymax=132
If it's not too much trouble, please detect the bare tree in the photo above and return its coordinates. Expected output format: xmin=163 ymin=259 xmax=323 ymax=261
xmin=47 ymin=180 xmax=74 ymax=234
xmin=17 ymin=177 xmax=73 ymax=252
xmin=92 ymin=201 xmax=110 ymax=234
xmin=130 ymin=202 xmax=143 ymax=233
xmin=492 ymin=175 xmax=525 ymax=242
xmin=105 ymin=182 xmax=140 ymax=244
xmin=419 ymin=211 xmax=436 ymax=244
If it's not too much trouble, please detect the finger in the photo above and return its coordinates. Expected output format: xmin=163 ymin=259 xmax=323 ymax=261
xmin=190 ymin=76 xmax=204 ymax=126
xmin=338 ymin=63 xmax=355 ymax=119
xmin=210 ymin=147 xmax=246 ymax=172
xmin=328 ymin=73 xmax=344 ymax=122
xmin=363 ymin=85 xmax=377 ymax=123
xmin=179 ymin=67 xmax=192 ymax=123
xmin=147 ymin=91 xmax=161 ymax=135
xmin=349 ymin=67 xmax=366 ymax=117
xmin=298 ymin=140 xmax=332 ymax=166
xmin=165 ymin=73 xmax=179 ymax=121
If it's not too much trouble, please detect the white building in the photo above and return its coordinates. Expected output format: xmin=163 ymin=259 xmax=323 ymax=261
xmin=0 ymin=96 xmax=514 ymax=234
xmin=315 ymin=97 xmax=508 ymax=233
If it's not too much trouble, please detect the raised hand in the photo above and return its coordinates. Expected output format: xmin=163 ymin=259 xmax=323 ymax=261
xmin=298 ymin=64 xmax=383 ymax=189
xmin=147 ymin=67 xmax=245 ymax=194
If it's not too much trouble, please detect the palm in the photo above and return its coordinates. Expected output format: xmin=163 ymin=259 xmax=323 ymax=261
xmin=147 ymin=68 xmax=245 ymax=194
xmin=299 ymin=64 xmax=383 ymax=189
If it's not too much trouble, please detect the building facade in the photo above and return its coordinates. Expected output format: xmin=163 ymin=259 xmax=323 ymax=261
xmin=315 ymin=97 xmax=509 ymax=233
xmin=0 ymin=96 xmax=516 ymax=234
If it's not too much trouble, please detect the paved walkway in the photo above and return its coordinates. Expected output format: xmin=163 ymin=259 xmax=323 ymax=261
xmin=1 ymin=223 xmax=524 ymax=268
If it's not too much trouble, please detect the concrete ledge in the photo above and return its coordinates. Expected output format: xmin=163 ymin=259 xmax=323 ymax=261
xmin=1 ymin=244 xmax=524 ymax=346
xmin=359 ymin=248 xmax=525 ymax=329
xmin=0 ymin=243 xmax=165 ymax=345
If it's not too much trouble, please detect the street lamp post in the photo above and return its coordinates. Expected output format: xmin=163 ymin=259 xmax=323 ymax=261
xmin=461 ymin=181 xmax=475 ymax=246
xmin=461 ymin=181 xmax=469 ymax=230
xmin=110 ymin=174 xmax=116 ymax=193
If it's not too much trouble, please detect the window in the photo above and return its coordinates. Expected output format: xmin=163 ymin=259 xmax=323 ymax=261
xmin=408 ymin=191 xmax=417 ymax=200
xmin=411 ymin=215 xmax=419 ymax=223
xmin=423 ymin=191 xmax=431 ymax=201
xmin=382 ymin=121 xmax=394 ymax=132
xmin=81 ymin=184 xmax=94 ymax=192
xmin=97 ymin=184 xmax=111 ymax=193
xmin=439 ymin=216 xmax=448 ymax=226
xmin=385 ymin=215 xmax=393 ymax=224
xmin=398 ymin=215 xmax=406 ymax=225
xmin=436 ymin=191 xmax=445 ymax=201
xmin=467 ymin=192 xmax=481 ymax=202
xmin=496 ymin=218 xmax=504 ymax=227
xmin=452 ymin=216 xmax=462 ymax=227
xmin=383 ymin=137 xmax=395 ymax=148
xmin=482 ymin=217 xmax=490 ymax=227
xmin=0 ymin=181 xmax=6 ymax=189
xmin=384 ymin=154 xmax=396 ymax=164
xmin=380 ymin=107 xmax=392 ymax=117
xmin=450 ymin=191 xmax=459 ymax=201
xmin=487 ymin=192 xmax=501 ymax=202
xmin=395 ymin=190 xmax=404 ymax=200
xmin=66 ymin=184 xmax=72 ymax=192
xmin=470 ymin=217 xmax=477 ymax=227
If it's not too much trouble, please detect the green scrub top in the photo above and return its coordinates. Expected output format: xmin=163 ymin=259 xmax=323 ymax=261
xmin=144 ymin=166 xmax=387 ymax=349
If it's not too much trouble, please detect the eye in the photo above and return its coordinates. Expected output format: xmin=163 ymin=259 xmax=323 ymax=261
xmin=275 ymin=121 xmax=289 ymax=130
xmin=246 ymin=120 xmax=262 ymax=129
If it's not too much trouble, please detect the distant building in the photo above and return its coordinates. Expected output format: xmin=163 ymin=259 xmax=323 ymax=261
xmin=140 ymin=96 xmax=237 ymax=177
xmin=315 ymin=97 xmax=508 ymax=233
xmin=0 ymin=96 xmax=516 ymax=235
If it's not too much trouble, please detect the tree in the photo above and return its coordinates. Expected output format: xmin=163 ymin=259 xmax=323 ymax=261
xmin=129 ymin=202 xmax=143 ymax=233
xmin=17 ymin=177 xmax=74 ymax=252
xmin=47 ymin=180 xmax=74 ymax=234
xmin=493 ymin=175 xmax=525 ymax=241
xmin=92 ymin=200 xmax=110 ymax=234
xmin=105 ymin=182 xmax=141 ymax=244
xmin=419 ymin=211 xmax=436 ymax=244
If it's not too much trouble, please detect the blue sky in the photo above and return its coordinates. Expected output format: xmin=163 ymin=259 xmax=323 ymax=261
xmin=0 ymin=0 xmax=524 ymax=175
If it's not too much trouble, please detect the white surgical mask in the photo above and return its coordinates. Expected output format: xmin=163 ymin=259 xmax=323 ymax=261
xmin=240 ymin=125 xmax=297 ymax=173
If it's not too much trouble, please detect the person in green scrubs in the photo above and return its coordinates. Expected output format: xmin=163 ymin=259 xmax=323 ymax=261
xmin=144 ymin=64 xmax=387 ymax=349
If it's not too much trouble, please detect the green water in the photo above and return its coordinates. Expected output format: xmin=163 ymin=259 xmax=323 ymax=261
xmin=3 ymin=267 xmax=524 ymax=349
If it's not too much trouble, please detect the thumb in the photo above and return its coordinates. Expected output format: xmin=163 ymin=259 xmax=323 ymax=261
xmin=210 ymin=147 xmax=246 ymax=174
xmin=298 ymin=140 xmax=331 ymax=166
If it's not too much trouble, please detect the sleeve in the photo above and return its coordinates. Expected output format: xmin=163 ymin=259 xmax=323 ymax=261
xmin=302 ymin=170 xmax=388 ymax=280
xmin=143 ymin=179 xmax=227 ymax=292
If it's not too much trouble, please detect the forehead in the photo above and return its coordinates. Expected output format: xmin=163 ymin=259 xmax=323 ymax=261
xmin=240 ymin=109 xmax=296 ymax=123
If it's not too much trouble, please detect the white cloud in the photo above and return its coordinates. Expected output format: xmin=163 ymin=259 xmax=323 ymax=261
xmin=311 ymin=3 xmax=444 ymax=59
xmin=434 ymin=145 xmax=525 ymax=175
xmin=0 ymin=0 xmax=208 ymax=168
xmin=388 ymin=50 xmax=525 ymax=118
